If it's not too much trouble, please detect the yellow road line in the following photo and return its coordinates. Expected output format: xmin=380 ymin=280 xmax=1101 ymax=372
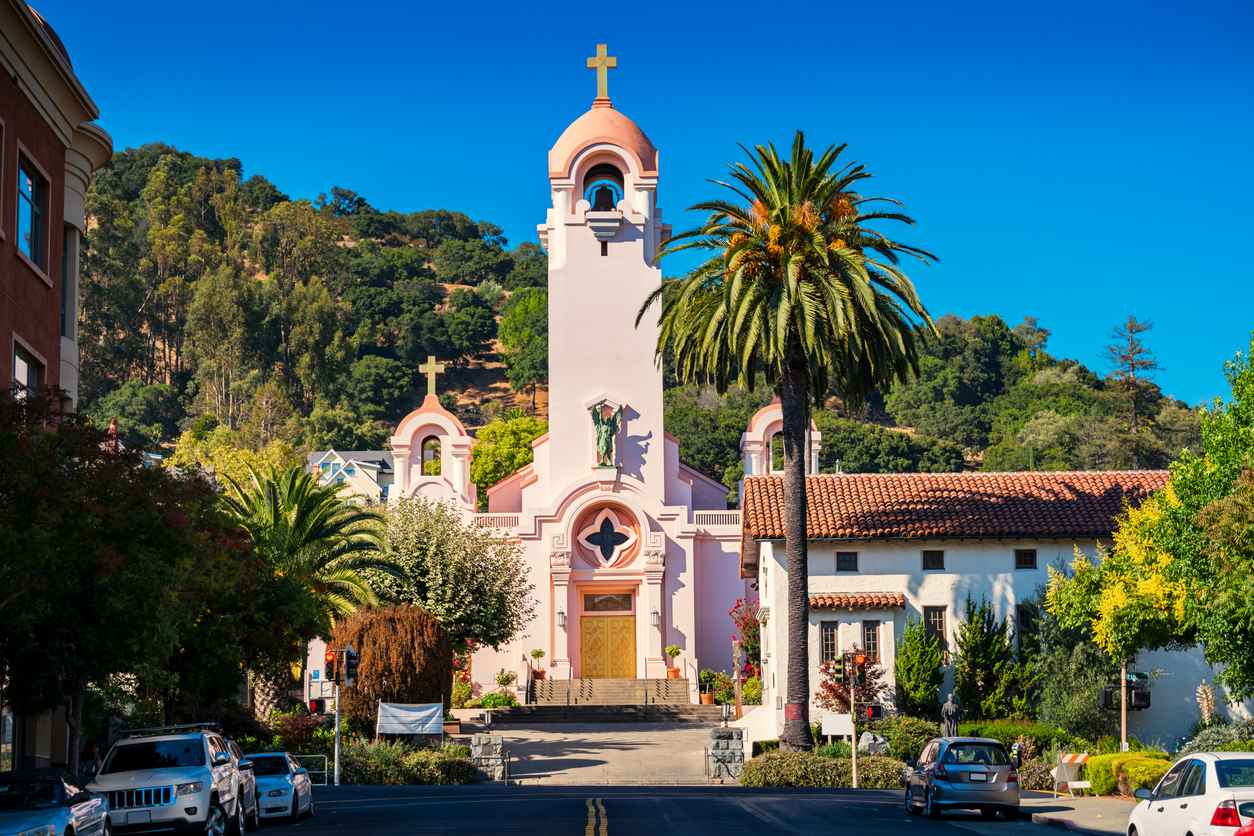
xmin=596 ymin=797 xmax=607 ymax=836
xmin=586 ymin=798 xmax=596 ymax=836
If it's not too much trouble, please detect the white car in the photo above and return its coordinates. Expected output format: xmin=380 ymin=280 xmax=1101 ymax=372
xmin=88 ymin=724 xmax=248 ymax=836
xmin=244 ymin=754 xmax=313 ymax=823
xmin=1129 ymin=752 xmax=1254 ymax=836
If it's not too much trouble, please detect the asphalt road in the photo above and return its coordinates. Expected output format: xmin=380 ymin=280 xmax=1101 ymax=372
xmin=264 ymin=786 xmax=1045 ymax=836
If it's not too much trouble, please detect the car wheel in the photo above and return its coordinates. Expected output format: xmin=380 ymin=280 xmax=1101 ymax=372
xmin=246 ymin=800 xmax=260 ymax=832
xmin=303 ymin=794 xmax=314 ymax=819
xmin=290 ymin=789 xmax=302 ymax=823
xmin=1004 ymin=806 xmax=1021 ymax=822
xmin=233 ymin=798 xmax=247 ymax=836
xmin=926 ymin=791 xmax=942 ymax=820
xmin=103 ymin=820 xmax=112 ymax=836
xmin=905 ymin=786 xmax=920 ymax=815
xmin=980 ymin=807 xmax=998 ymax=820
xmin=205 ymin=799 xmax=229 ymax=836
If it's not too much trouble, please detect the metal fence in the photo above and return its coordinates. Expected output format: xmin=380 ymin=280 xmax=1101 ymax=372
xmin=293 ymin=754 xmax=329 ymax=786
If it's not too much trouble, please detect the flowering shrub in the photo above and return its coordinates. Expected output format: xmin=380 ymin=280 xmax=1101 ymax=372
xmin=1018 ymin=758 xmax=1055 ymax=791
xmin=478 ymin=691 xmax=517 ymax=708
xmin=341 ymin=739 xmax=477 ymax=785
xmin=739 ymin=751 xmax=906 ymax=789
xmin=730 ymin=598 xmax=761 ymax=669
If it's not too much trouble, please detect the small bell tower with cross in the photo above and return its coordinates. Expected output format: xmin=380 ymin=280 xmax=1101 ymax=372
xmin=539 ymin=45 xmax=672 ymax=492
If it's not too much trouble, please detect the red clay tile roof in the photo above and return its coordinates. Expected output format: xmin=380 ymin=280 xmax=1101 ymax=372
xmin=810 ymin=593 xmax=906 ymax=609
xmin=742 ymin=471 xmax=1168 ymax=541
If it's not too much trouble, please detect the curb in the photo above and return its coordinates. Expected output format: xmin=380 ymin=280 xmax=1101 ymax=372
xmin=1031 ymin=813 xmax=1107 ymax=836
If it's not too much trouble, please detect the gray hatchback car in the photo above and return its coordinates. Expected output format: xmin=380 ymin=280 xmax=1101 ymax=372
xmin=904 ymin=737 xmax=1021 ymax=820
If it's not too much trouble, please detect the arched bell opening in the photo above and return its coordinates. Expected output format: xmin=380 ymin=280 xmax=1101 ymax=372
xmin=770 ymin=433 xmax=785 ymax=474
xmin=583 ymin=162 xmax=624 ymax=212
xmin=421 ymin=435 xmax=442 ymax=476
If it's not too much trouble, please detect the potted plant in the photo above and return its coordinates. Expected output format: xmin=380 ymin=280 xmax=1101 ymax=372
xmin=443 ymin=711 xmax=461 ymax=735
xmin=698 ymin=669 xmax=718 ymax=704
xmin=530 ymin=648 xmax=546 ymax=680
xmin=665 ymin=645 xmax=683 ymax=679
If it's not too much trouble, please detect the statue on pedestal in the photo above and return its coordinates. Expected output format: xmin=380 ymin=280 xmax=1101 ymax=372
xmin=942 ymin=693 xmax=963 ymax=737
xmin=589 ymin=403 xmax=623 ymax=467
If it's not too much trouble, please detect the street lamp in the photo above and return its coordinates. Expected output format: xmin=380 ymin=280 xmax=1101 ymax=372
xmin=650 ymin=609 xmax=660 ymax=627
xmin=557 ymin=607 xmax=566 ymax=628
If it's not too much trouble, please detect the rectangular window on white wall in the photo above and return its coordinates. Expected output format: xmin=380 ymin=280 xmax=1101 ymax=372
xmin=837 ymin=552 xmax=858 ymax=571
xmin=862 ymin=620 xmax=880 ymax=660
xmin=922 ymin=550 xmax=945 ymax=570
xmin=1015 ymin=549 xmax=1037 ymax=569
xmin=924 ymin=606 xmax=948 ymax=662
xmin=820 ymin=622 xmax=839 ymax=662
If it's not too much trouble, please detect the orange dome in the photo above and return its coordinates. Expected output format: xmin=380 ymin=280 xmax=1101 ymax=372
xmin=549 ymin=99 xmax=658 ymax=179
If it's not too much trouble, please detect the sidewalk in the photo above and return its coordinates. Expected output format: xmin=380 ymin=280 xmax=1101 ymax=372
xmin=467 ymin=722 xmax=718 ymax=785
xmin=1021 ymin=792 xmax=1136 ymax=836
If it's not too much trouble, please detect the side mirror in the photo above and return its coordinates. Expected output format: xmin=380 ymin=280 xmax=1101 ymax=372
xmin=68 ymin=791 xmax=93 ymax=806
xmin=213 ymin=752 xmax=231 ymax=766
xmin=905 ymin=761 xmax=917 ymax=770
xmin=83 ymin=764 xmax=98 ymax=779
xmin=295 ymin=767 xmax=308 ymax=775
xmin=238 ymin=760 xmax=253 ymax=772
xmin=1134 ymin=789 xmax=1155 ymax=801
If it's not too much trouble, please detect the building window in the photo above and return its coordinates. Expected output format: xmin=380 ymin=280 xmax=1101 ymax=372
xmin=17 ymin=159 xmax=45 ymax=268
xmin=12 ymin=345 xmax=40 ymax=399
xmin=820 ymin=622 xmax=839 ymax=662
xmin=922 ymin=550 xmax=945 ymax=570
xmin=1018 ymin=604 xmax=1038 ymax=650
xmin=321 ymin=462 xmax=331 ymax=471
xmin=924 ymin=606 xmax=948 ymax=661
xmin=334 ymin=476 xmax=344 ymax=485
xmin=863 ymin=621 xmax=880 ymax=660
xmin=837 ymin=552 xmax=858 ymax=572
xmin=1015 ymin=549 xmax=1037 ymax=570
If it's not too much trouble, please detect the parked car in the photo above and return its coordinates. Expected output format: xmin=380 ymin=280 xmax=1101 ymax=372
xmin=903 ymin=737 xmax=1021 ymax=820
xmin=88 ymin=723 xmax=249 ymax=835
xmin=244 ymin=753 xmax=313 ymax=823
xmin=0 ymin=768 xmax=111 ymax=836
xmin=1129 ymin=752 xmax=1254 ymax=836
xmin=225 ymin=739 xmax=260 ymax=832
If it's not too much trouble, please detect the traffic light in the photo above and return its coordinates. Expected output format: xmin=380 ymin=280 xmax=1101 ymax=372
xmin=345 ymin=646 xmax=359 ymax=688
xmin=865 ymin=704 xmax=883 ymax=721
xmin=324 ymin=649 xmax=338 ymax=683
xmin=1100 ymin=686 xmax=1115 ymax=710
xmin=854 ymin=654 xmax=867 ymax=685
xmin=1128 ymin=688 xmax=1151 ymax=710
xmin=831 ymin=655 xmax=845 ymax=683
xmin=309 ymin=698 xmax=326 ymax=715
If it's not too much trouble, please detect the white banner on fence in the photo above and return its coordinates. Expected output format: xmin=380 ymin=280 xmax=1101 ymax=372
xmin=376 ymin=702 xmax=443 ymax=735
xmin=821 ymin=713 xmax=854 ymax=736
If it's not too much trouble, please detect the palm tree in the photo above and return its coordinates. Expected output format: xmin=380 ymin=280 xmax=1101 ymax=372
xmin=220 ymin=463 xmax=400 ymax=714
xmin=636 ymin=132 xmax=936 ymax=750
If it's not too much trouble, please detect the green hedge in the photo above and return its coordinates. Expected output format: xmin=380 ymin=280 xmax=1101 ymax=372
xmin=1081 ymin=752 xmax=1171 ymax=796
xmin=752 ymin=739 xmax=780 ymax=758
xmin=341 ymin=740 xmax=477 ymax=785
xmin=875 ymin=716 xmax=940 ymax=764
xmin=1120 ymin=758 xmax=1172 ymax=795
xmin=957 ymin=721 xmax=1073 ymax=754
xmin=739 ymin=751 xmax=906 ymax=789
xmin=1218 ymin=741 xmax=1254 ymax=753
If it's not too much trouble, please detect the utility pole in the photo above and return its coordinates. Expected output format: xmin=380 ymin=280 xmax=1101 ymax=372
xmin=1121 ymin=659 xmax=1128 ymax=751
xmin=850 ymin=652 xmax=858 ymax=789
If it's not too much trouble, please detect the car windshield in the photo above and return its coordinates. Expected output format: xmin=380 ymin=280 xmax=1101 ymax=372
xmin=248 ymin=757 xmax=290 ymax=777
xmin=102 ymin=739 xmax=206 ymax=774
xmin=1216 ymin=760 xmax=1254 ymax=788
xmin=0 ymin=777 xmax=64 ymax=811
xmin=943 ymin=744 xmax=1010 ymax=766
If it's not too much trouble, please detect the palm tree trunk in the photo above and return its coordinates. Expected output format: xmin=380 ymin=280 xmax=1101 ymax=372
xmin=779 ymin=349 xmax=815 ymax=752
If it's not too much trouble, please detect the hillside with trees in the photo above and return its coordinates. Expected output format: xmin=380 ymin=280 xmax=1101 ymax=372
xmin=78 ymin=144 xmax=1201 ymax=502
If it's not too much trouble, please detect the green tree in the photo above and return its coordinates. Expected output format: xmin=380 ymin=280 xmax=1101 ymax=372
xmin=504 ymin=241 xmax=548 ymax=289
xmin=1101 ymin=316 xmax=1162 ymax=470
xmin=382 ymin=497 xmax=535 ymax=651
xmin=83 ymin=378 xmax=183 ymax=451
xmin=499 ymin=289 xmax=548 ymax=408
xmin=953 ymin=595 xmax=1029 ymax=720
xmin=469 ymin=414 xmax=549 ymax=505
xmin=346 ymin=355 xmax=413 ymax=422
xmin=638 ymin=133 xmax=936 ymax=750
xmin=432 ymin=238 xmax=510 ymax=286
xmin=219 ymin=464 xmax=398 ymax=714
xmin=894 ymin=617 xmax=944 ymax=720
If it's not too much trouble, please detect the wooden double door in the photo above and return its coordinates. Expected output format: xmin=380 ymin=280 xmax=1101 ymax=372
xmin=580 ymin=616 xmax=636 ymax=679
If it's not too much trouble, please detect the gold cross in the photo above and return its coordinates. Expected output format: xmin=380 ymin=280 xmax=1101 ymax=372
xmin=419 ymin=355 xmax=445 ymax=396
xmin=587 ymin=44 xmax=617 ymax=99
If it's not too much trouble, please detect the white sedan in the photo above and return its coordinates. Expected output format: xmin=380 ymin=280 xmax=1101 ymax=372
xmin=245 ymin=754 xmax=314 ymax=823
xmin=1129 ymin=752 xmax=1254 ymax=836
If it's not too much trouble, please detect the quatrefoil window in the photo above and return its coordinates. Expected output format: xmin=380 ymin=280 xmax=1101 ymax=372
xmin=577 ymin=508 xmax=637 ymax=567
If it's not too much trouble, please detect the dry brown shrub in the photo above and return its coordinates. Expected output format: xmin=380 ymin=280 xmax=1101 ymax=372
xmin=331 ymin=606 xmax=453 ymax=734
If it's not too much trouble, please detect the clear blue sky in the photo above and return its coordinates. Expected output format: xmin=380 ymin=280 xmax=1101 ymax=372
xmin=45 ymin=0 xmax=1253 ymax=405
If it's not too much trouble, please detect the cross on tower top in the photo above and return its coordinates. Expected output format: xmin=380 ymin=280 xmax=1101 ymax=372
xmin=587 ymin=44 xmax=617 ymax=99
xmin=419 ymin=355 xmax=445 ymax=396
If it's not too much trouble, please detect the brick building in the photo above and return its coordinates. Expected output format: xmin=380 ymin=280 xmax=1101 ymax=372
xmin=1 ymin=0 xmax=111 ymax=410
xmin=0 ymin=0 xmax=110 ymax=769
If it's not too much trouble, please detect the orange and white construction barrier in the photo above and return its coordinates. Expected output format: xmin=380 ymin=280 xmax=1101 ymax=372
xmin=1053 ymin=752 xmax=1091 ymax=797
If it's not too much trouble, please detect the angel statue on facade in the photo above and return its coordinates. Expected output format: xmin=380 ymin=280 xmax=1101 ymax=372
xmin=589 ymin=402 xmax=623 ymax=467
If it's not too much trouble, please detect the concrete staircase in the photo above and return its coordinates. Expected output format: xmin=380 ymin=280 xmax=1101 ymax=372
xmin=530 ymin=677 xmax=690 ymax=706
xmin=491 ymin=678 xmax=722 ymax=723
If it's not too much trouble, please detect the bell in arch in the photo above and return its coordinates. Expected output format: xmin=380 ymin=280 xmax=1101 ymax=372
xmin=591 ymin=184 xmax=617 ymax=211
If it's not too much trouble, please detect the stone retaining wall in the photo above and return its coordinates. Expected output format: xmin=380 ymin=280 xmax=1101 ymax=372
xmin=470 ymin=734 xmax=507 ymax=782
xmin=710 ymin=728 xmax=744 ymax=779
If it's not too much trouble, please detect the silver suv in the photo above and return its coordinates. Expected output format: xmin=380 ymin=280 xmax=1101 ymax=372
xmin=903 ymin=736 xmax=1021 ymax=820
xmin=87 ymin=723 xmax=253 ymax=835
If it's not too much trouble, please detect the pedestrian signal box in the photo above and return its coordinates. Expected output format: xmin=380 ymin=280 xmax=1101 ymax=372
xmin=309 ymin=698 xmax=326 ymax=714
